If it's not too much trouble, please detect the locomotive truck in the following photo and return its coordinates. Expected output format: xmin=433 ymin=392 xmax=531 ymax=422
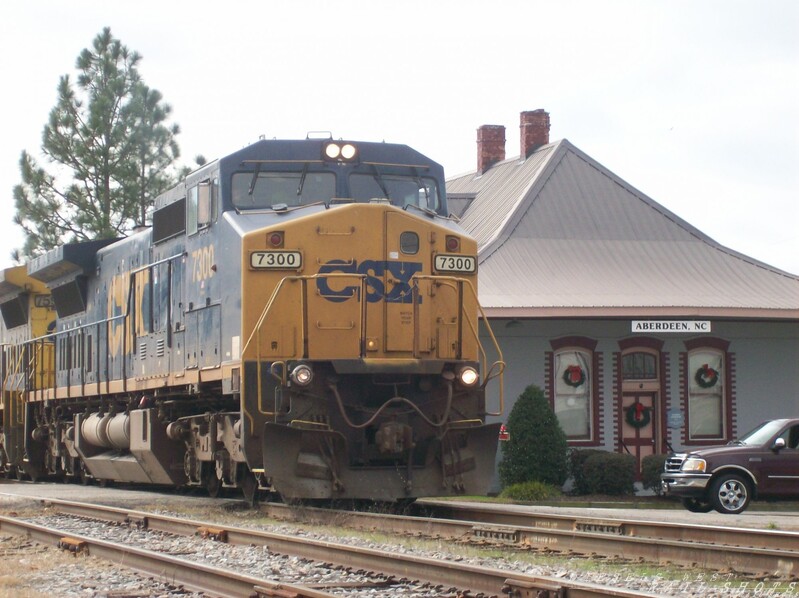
xmin=0 ymin=136 xmax=504 ymax=503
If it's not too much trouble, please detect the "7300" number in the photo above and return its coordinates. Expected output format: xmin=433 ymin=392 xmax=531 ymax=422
xmin=250 ymin=251 xmax=302 ymax=269
xmin=434 ymin=254 xmax=476 ymax=273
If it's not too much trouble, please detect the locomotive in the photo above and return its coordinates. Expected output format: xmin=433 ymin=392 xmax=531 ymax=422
xmin=0 ymin=136 xmax=504 ymax=503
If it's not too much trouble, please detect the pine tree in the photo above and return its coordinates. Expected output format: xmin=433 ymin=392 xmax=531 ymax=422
xmin=13 ymin=27 xmax=181 ymax=258
xmin=498 ymin=384 xmax=570 ymax=488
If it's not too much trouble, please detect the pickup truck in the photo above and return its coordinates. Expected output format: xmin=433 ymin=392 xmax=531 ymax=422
xmin=661 ymin=418 xmax=799 ymax=514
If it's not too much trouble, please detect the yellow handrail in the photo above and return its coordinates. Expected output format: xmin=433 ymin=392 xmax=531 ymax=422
xmin=412 ymin=275 xmax=505 ymax=417
xmin=240 ymin=272 xmax=505 ymax=422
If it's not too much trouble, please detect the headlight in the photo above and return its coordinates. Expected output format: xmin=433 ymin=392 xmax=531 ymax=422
xmin=322 ymin=142 xmax=358 ymax=162
xmin=681 ymin=457 xmax=707 ymax=473
xmin=324 ymin=143 xmax=341 ymax=159
xmin=458 ymin=366 xmax=479 ymax=387
xmin=290 ymin=364 xmax=313 ymax=386
xmin=340 ymin=143 xmax=357 ymax=160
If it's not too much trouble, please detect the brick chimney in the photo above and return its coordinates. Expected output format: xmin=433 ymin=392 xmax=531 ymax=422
xmin=476 ymin=124 xmax=506 ymax=174
xmin=520 ymin=109 xmax=550 ymax=158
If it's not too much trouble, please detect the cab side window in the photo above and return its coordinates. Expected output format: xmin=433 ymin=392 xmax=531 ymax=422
xmin=187 ymin=178 xmax=218 ymax=235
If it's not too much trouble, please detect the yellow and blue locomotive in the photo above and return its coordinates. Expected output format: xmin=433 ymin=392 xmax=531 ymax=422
xmin=0 ymin=137 xmax=504 ymax=502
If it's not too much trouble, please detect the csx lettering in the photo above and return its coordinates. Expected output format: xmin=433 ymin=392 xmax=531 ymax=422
xmin=191 ymin=245 xmax=215 ymax=283
xmin=317 ymin=260 xmax=422 ymax=303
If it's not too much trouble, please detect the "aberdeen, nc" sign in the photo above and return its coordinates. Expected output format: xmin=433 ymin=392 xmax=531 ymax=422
xmin=631 ymin=320 xmax=711 ymax=333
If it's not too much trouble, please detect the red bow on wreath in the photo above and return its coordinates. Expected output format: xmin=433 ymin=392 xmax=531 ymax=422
xmin=565 ymin=365 xmax=583 ymax=384
xmin=625 ymin=402 xmax=651 ymax=428
xmin=695 ymin=363 xmax=719 ymax=388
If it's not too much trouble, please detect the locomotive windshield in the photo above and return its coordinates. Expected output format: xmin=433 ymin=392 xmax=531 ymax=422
xmin=231 ymin=169 xmax=440 ymax=212
xmin=349 ymin=173 xmax=440 ymax=211
xmin=232 ymin=171 xmax=335 ymax=209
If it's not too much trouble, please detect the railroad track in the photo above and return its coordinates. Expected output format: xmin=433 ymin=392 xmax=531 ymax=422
xmin=0 ymin=513 xmax=331 ymax=598
xmin=256 ymin=500 xmax=799 ymax=579
xmin=0 ymin=498 xmax=660 ymax=598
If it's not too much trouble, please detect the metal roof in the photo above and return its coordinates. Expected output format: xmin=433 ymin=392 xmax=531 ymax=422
xmin=448 ymin=140 xmax=799 ymax=318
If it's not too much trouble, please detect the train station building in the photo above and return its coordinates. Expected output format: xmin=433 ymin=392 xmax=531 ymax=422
xmin=449 ymin=110 xmax=799 ymax=475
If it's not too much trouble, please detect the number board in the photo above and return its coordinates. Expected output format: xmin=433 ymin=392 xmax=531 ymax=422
xmin=250 ymin=251 xmax=303 ymax=269
xmin=434 ymin=254 xmax=476 ymax=273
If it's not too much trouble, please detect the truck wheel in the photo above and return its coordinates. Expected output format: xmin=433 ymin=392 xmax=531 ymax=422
xmin=710 ymin=473 xmax=751 ymax=514
xmin=682 ymin=497 xmax=714 ymax=513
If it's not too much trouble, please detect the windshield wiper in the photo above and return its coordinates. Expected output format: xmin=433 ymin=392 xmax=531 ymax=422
xmin=296 ymin=163 xmax=309 ymax=198
xmin=248 ymin=163 xmax=262 ymax=196
xmin=370 ymin=164 xmax=390 ymax=199
xmin=412 ymin=167 xmax=430 ymax=207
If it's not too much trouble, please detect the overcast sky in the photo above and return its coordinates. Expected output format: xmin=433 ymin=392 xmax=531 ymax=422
xmin=1 ymin=1 xmax=797 ymax=275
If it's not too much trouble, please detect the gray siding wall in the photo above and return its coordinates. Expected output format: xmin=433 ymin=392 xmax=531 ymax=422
xmin=481 ymin=318 xmax=799 ymax=489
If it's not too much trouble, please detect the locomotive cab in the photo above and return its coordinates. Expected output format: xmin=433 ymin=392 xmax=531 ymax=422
xmin=234 ymin=139 xmax=504 ymax=500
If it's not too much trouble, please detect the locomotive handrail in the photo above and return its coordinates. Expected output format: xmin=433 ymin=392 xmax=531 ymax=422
xmin=8 ymin=251 xmax=186 ymax=400
xmin=241 ymin=271 xmax=505 ymax=421
xmin=15 ymin=313 xmax=125 ymax=399
xmin=240 ymin=272 xmax=369 ymax=361
xmin=241 ymin=272 xmax=368 ymax=423
xmin=1 ymin=345 xmax=26 ymax=394
xmin=411 ymin=274 xmax=505 ymax=417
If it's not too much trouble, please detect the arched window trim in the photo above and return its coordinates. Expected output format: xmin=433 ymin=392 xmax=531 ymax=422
xmin=550 ymin=336 xmax=597 ymax=352
xmin=549 ymin=337 xmax=601 ymax=446
xmin=618 ymin=336 xmax=664 ymax=352
xmin=683 ymin=338 xmax=733 ymax=444
xmin=621 ymin=348 xmax=659 ymax=382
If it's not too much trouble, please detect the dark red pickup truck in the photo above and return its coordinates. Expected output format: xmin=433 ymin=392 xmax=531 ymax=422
xmin=661 ymin=418 xmax=799 ymax=514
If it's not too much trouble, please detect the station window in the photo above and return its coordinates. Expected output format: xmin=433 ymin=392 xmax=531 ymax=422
xmin=622 ymin=351 xmax=657 ymax=380
xmin=687 ymin=349 xmax=725 ymax=440
xmin=553 ymin=349 xmax=593 ymax=441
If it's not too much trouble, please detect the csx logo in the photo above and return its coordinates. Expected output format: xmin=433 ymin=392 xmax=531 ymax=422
xmin=317 ymin=260 xmax=422 ymax=303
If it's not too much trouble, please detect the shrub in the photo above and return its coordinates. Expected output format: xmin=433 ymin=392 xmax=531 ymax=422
xmin=641 ymin=453 xmax=668 ymax=495
xmin=582 ymin=452 xmax=637 ymax=495
xmin=498 ymin=385 xmax=569 ymax=488
xmin=568 ymin=449 xmax=606 ymax=495
xmin=500 ymin=480 xmax=562 ymax=502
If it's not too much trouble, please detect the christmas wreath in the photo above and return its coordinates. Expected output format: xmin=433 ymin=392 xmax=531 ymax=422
xmin=563 ymin=364 xmax=585 ymax=388
xmin=695 ymin=364 xmax=719 ymax=389
xmin=625 ymin=402 xmax=651 ymax=429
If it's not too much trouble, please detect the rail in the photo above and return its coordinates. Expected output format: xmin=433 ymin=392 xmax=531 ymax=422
xmin=10 ymin=497 xmax=659 ymax=597
xmin=253 ymin=500 xmax=799 ymax=580
xmin=0 ymin=514 xmax=334 ymax=598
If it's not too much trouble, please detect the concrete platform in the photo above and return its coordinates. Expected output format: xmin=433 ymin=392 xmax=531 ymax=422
xmin=420 ymin=497 xmax=799 ymax=531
